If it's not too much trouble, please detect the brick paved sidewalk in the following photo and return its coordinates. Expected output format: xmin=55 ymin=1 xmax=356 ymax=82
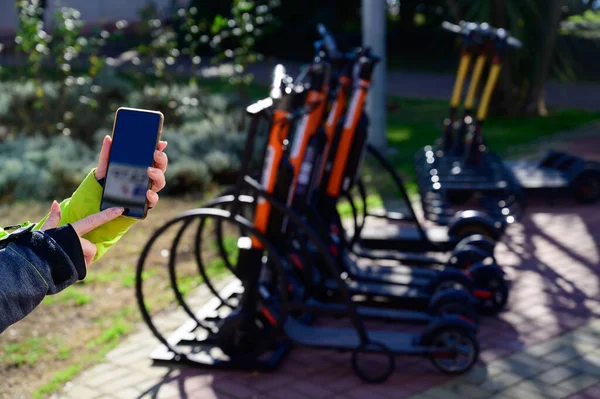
xmin=56 ymin=202 xmax=600 ymax=399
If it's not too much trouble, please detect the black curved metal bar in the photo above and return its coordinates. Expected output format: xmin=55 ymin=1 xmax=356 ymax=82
xmin=136 ymin=208 xmax=290 ymax=362
xmin=194 ymin=213 xmax=236 ymax=309
xmin=352 ymin=178 xmax=370 ymax=247
xmin=191 ymin=194 xmax=255 ymax=309
xmin=366 ymin=144 xmax=430 ymax=242
xmin=167 ymin=218 xmax=216 ymax=331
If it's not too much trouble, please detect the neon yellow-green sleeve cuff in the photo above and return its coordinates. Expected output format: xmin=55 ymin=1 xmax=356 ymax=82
xmin=34 ymin=169 xmax=137 ymax=262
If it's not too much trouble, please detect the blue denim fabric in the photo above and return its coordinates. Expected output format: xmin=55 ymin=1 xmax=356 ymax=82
xmin=0 ymin=228 xmax=79 ymax=334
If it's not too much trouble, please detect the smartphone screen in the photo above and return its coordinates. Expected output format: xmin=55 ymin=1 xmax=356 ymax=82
xmin=100 ymin=108 xmax=163 ymax=219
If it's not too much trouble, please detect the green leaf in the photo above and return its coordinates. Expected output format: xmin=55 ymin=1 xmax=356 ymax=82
xmin=211 ymin=14 xmax=228 ymax=34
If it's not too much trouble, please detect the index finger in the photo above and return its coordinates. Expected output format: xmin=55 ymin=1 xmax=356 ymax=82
xmin=72 ymin=207 xmax=124 ymax=236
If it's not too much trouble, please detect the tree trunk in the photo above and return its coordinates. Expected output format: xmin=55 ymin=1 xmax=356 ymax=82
xmin=489 ymin=0 xmax=519 ymax=115
xmin=522 ymin=0 xmax=564 ymax=115
xmin=400 ymin=0 xmax=418 ymax=27
xmin=446 ymin=0 xmax=462 ymax=22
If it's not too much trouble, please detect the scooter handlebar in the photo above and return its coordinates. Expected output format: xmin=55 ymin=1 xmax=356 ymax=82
xmin=269 ymin=64 xmax=287 ymax=99
xmin=491 ymin=28 xmax=522 ymax=50
xmin=316 ymin=23 xmax=341 ymax=59
xmin=444 ymin=21 xmax=522 ymax=51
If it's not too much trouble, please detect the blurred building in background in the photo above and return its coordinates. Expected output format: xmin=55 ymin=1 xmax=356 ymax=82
xmin=0 ymin=0 xmax=174 ymax=33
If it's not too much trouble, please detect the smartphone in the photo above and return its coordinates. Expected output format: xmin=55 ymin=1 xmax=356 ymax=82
xmin=100 ymin=107 xmax=164 ymax=219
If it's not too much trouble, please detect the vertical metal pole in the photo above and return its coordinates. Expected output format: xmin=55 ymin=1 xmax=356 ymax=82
xmin=362 ymin=0 xmax=387 ymax=151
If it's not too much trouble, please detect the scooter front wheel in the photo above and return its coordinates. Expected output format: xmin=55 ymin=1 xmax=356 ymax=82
xmin=351 ymin=341 xmax=395 ymax=383
xmin=476 ymin=274 xmax=509 ymax=315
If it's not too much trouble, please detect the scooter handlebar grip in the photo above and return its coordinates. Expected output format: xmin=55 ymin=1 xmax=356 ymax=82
xmin=507 ymin=36 xmax=522 ymax=49
xmin=269 ymin=64 xmax=287 ymax=99
xmin=442 ymin=21 xmax=462 ymax=34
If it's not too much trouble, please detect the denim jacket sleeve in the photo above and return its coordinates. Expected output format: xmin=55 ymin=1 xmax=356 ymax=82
xmin=0 ymin=226 xmax=81 ymax=334
xmin=1 ymin=169 xmax=138 ymax=333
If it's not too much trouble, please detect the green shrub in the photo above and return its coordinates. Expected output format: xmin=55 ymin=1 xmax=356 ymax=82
xmin=0 ymin=77 xmax=130 ymax=145
xmin=0 ymin=135 xmax=95 ymax=202
xmin=0 ymin=0 xmax=270 ymax=200
xmin=165 ymin=158 xmax=211 ymax=194
xmin=204 ymin=150 xmax=240 ymax=183
xmin=0 ymin=112 xmax=247 ymax=200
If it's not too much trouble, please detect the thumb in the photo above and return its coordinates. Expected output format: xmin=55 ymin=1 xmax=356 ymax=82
xmin=40 ymin=201 xmax=61 ymax=231
xmin=94 ymin=135 xmax=112 ymax=180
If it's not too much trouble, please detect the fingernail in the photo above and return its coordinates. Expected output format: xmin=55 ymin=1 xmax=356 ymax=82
xmin=148 ymin=166 xmax=157 ymax=173
xmin=155 ymin=150 xmax=161 ymax=156
xmin=113 ymin=207 xmax=125 ymax=215
xmin=51 ymin=200 xmax=59 ymax=210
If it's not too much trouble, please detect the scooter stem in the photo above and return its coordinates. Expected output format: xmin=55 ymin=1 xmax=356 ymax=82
xmin=443 ymin=51 xmax=472 ymax=150
xmin=464 ymin=53 xmax=488 ymax=113
xmin=476 ymin=60 xmax=503 ymax=122
xmin=450 ymin=52 xmax=472 ymax=110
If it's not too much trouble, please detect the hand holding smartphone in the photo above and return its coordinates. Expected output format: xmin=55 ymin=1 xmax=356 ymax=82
xmin=100 ymin=107 xmax=164 ymax=219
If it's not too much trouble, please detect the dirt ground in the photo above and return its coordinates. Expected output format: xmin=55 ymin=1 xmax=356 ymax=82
xmin=0 ymin=198 xmax=216 ymax=399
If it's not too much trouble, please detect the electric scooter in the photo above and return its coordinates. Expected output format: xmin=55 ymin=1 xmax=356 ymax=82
xmin=185 ymin=26 xmax=508 ymax=316
xmin=418 ymin=21 xmax=600 ymax=211
xmin=311 ymin=25 xmax=504 ymax=259
xmin=136 ymin=87 xmax=480 ymax=383
xmin=413 ymin=21 xmax=525 ymax=227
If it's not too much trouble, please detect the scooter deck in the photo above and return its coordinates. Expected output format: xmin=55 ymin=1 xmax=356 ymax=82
xmin=357 ymin=224 xmax=452 ymax=252
xmin=305 ymin=297 xmax=433 ymax=322
xmin=358 ymin=223 xmax=449 ymax=242
xmin=505 ymin=160 xmax=569 ymax=189
xmin=417 ymin=151 xmax=517 ymax=189
xmin=344 ymin=254 xmax=438 ymax=284
xmin=324 ymin=278 xmax=432 ymax=304
xmin=284 ymin=317 xmax=423 ymax=353
xmin=353 ymin=249 xmax=444 ymax=267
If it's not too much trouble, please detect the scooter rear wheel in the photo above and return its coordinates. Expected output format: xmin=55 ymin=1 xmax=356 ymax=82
xmin=215 ymin=310 xmax=274 ymax=358
xmin=571 ymin=170 xmax=600 ymax=204
xmin=433 ymin=299 xmax=479 ymax=326
xmin=429 ymin=328 xmax=479 ymax=374
xmin=448 ymin=245 xmax=490 ymax=270
xmin=475 ymin=271 xmax=509 ymax=315
xmin=454 ymin=234 xmax=496 ymax=256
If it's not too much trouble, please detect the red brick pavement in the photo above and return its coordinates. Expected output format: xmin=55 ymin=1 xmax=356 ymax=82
xmin=569 ymin=381 xmax=600 ymax=399
xmin=126 ymin=202 xmax=600 ymax=399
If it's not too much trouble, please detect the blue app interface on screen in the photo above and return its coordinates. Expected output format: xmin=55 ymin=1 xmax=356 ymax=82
xmin=102 ymin=109 xmax=161 ymax=218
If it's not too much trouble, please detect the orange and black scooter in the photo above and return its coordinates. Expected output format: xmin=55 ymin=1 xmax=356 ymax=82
xmin=143 ymin=62 xmax=479 ymax=382
xmin=295 ymin=45 xmax=508 ymax=316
